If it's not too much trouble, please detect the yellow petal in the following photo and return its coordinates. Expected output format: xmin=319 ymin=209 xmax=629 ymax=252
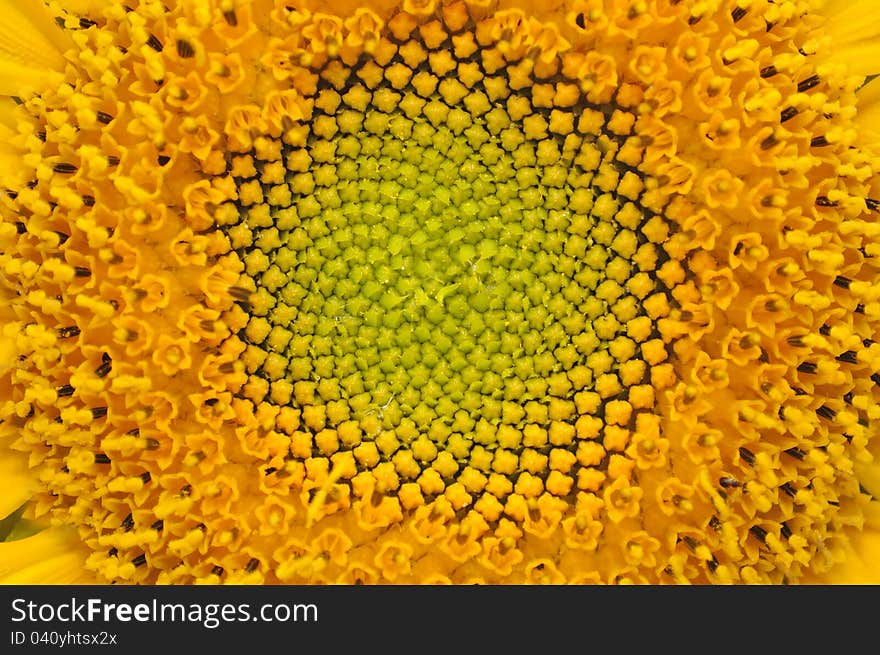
xmin=0 ymin=0 xmax=70 ymax=96
xmin=855 ymin=77 xmax=880 ymax=142
xmin=0 ymin=453 xmax=35 ymax=521
xmin=856 ymin=460 xmax=880 ymax=499
xmin=829 ymin=41 xmax=880 ymax=77
xmin=820 ymin=0 xmax=880 ymax=46
xmin=0 ymin=128 xmax=26 ymax=189
xmin=817 ymin=0 xmax=880 ymax=78
xmin=55 ymin=0 xmax=106 ymax=14
xmin=0 ymin=96 xmax=16 ymax=130
xmin=0 ymin=527 xmax=98 ymax=584
xmin=803 ymin=501 xmax=880 ymax=584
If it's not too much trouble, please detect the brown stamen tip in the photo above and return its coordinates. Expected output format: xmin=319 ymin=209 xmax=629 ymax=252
xmin=797 ymin=75 xmax=821 ymax=92
xmin=176 ymin=40 xmax=195 ymax=58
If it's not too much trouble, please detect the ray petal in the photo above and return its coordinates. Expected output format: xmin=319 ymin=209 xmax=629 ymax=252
xmin=0 ymin=527 xmax=98 ymax=584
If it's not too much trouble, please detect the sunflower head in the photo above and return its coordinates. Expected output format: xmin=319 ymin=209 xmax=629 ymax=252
xmin=1 ymin=0 xmax=879 ymax=585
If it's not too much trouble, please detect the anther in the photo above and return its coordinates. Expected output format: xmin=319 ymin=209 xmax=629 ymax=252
xmin=223 ymin=10 xmax=238 ymax=26
xmin=780 ymin=106 xmax=798 ymax=123
xmin=810 ymin=135 xmax=829 ymax=148
xmin=57 ymin=384 xmax=75 ymax=397
xmin=140 ymin=472 xmax=152 ymax=484
xmin=780 ymin=522 xmax=792 ymax=539
xmin=212 ymin=566 xmax=224 ymax=577
xmin=74 ymin=266 xmax=91 ymax=277
xmin=246 ymin=558 xmax=260 ymax=573
xmin=229 ymin=286 xmax=252 ymax=302
xmin=95 ymin=355 xmax=112 ymax=378
xmin=760 ymin=133 xmax=778 ymax=150
xmin=94 ymin=453 xmax=111 ymax=464
xmin=157 ymin=155 xmax=171 ymax=166
xmin=53 ymin=163 xmax=78 ymax=174
xmin=797 ymin=75 xmax=821 ymax=93
xmin=121 ymin=513 xmax=134 ymax=531
xmin=176 ymin=40 xmax=195 ymax=58
xmin=816 ymin=196 xmax=838 ymax=207
xmin=107 ymin=156 xmax=120 ymax=166
xmin=132 ymin=554 xmax=147 ymax=567
xmin=15 ymin=221 xmax=26 ymax=234
xmin=780 ymin=482 xmax=797 ymax=497
xmin=738 ymin=447 xmax=756 ymax=466
xmin=147 ymin=34 xmax=163 ymax=51
xmin=797 ymin=361 xmax=817 ymax=374
xmin=145 ymin=438 xmax=160 ymax=450
xmin=816 ymin=405 xmax=836 ymax=420
xmin=96 ymin=111 xmax=113 ymax=124
xmin=719 ymin=477 xmax=741 ymax=488
xmin=82 ymin=195 xmax=95 ymax=207
xmin=151 ymin=519 xmax=164 ymax=531
xmin=835 ymin=350 xmax=858 ymax=364
xmin=91 ymin=406 xmax=108 ymax=419
xmin=749 ymin=525 xmax=768 ymax=544
xmin=58 ymin=326 xmax=81 ymax=338
xmin=866 ymin=198 xmax=879 ymax=212
xmin=732 ymin=7 xmax=747 ymax=22
xmin=784 ymin=447 xmax=806 ymax=460
xmin=760 ymin=65 xmax=777 ymax=78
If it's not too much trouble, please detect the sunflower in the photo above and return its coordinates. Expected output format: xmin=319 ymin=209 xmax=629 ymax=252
xmin=0 ymin=0 xmax=878 ymax=585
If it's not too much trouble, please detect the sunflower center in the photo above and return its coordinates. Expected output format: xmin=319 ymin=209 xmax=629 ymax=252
xmin=221 ymin=30 xmax=674 ymax=511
